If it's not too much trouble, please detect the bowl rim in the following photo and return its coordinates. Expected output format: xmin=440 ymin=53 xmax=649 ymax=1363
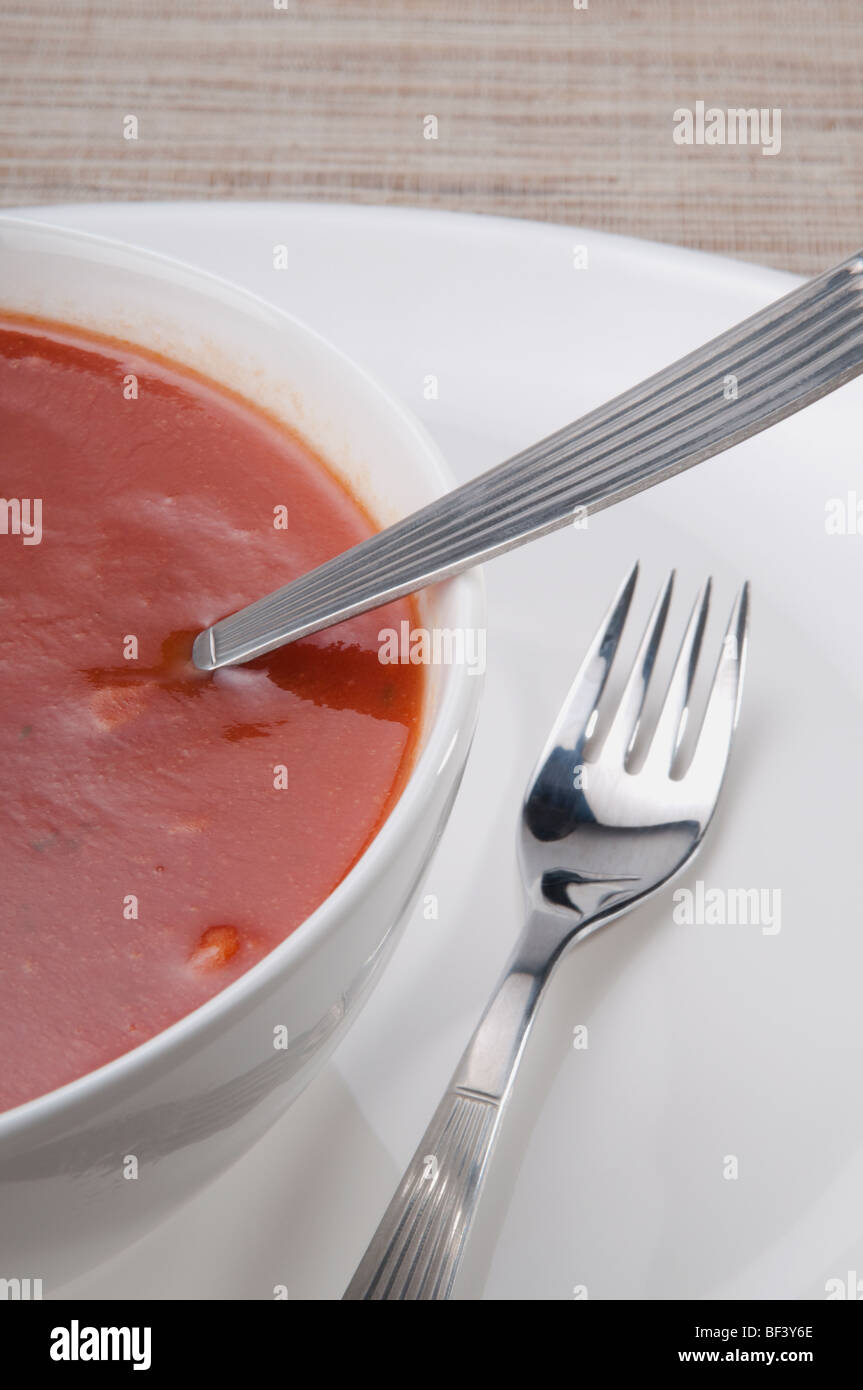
xmin=0 ymin=214 xmax=485 ymax=1140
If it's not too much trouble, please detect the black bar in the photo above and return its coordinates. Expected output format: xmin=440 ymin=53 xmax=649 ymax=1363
xmin=2 ymin=1298 xmax=859 ymax=1374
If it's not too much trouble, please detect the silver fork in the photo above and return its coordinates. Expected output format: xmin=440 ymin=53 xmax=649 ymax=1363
xmin=343 ymin=563 xmax=749 ymax=1300
xmin=195 ymin=247 xmax=856 ymax=669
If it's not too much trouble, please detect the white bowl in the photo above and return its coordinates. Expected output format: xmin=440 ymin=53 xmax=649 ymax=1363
xmin=0 ymin=217 xmax=484 ymax=1288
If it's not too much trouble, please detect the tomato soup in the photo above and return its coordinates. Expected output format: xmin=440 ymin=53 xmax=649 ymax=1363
xmin=0 ymin=317 xmax=424 ymax=1112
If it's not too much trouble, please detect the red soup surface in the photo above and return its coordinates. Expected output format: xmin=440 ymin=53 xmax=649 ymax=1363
xmin=0 ymin=317 xmax=424 ymax=1112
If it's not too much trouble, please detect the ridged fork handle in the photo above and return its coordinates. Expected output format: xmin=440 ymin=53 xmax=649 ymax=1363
xmin=196 ymin=250 xmax=863 ymax=669
xmin=343 ymin=912 xmax=566 ymax=1300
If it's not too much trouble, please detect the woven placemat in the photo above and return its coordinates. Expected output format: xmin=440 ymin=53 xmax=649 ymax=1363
xmin=1 ymin=0 xmax=861 ymax=272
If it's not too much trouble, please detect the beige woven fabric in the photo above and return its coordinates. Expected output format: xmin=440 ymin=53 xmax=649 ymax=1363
xmin=1 ymin=0 xmax=861 ymax=273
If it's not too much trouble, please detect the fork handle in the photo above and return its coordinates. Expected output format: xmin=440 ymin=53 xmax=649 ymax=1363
xmin=343 ymin=915 xmax=565 ymax=1300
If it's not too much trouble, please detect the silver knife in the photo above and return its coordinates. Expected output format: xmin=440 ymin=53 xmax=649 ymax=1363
xmin=193 ymin=249 xmax=863 ymax=671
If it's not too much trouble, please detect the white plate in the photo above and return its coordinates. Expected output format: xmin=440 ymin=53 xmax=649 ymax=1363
xmin=19 ymin=202 xmax=863 ymax=1301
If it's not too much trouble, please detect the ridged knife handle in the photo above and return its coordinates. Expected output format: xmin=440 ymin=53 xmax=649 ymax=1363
xmin=197 ymin=249 xmax=863 ymax=669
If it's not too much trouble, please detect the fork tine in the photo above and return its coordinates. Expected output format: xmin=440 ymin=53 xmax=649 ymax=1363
xmin=563 ymin=560 xmax=638 ymax=736
xmin=644 ymin=578 xmax=712 ymax=773
xmin=602 ymin=571 xmax=675 ymax=765
xmin=683 ymin=583 xmax=750 ymax=787
xmin=525 ymin=562 xmax=638 ymax=785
